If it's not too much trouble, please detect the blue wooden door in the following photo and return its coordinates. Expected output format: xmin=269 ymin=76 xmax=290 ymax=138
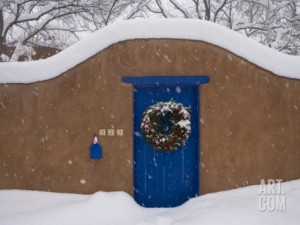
xmin=133 ymin=85 xmax=200 ymax=207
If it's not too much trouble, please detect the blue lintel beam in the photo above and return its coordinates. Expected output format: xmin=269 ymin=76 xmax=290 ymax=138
xmin=122 ymin=76 xmax=209 ymax=86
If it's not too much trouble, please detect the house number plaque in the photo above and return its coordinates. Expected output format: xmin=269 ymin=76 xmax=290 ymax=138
xmin=99 ymin=129 xmax=124 ymax=136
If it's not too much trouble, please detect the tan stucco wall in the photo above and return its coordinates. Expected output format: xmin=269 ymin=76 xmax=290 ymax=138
xmin=0 ymin=39 xmax=299 ymax=195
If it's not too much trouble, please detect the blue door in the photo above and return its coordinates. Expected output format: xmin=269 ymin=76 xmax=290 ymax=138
xmin=123 ymin=76 xmax=209 ymax=207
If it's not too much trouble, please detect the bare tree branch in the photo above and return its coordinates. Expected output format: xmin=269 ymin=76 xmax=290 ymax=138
xmin=213 ymin=0 xmax=228 ymax=22
xmin=169 ymin=0 xmax=190 ymax=18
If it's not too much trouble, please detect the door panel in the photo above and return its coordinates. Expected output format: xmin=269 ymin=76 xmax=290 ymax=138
xmin=133 ymin=85 xmax=200 ymax=207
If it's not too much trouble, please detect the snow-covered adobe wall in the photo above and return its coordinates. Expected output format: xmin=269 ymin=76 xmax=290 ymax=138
xmin=0 ymin=19 xmax=300 ymax=195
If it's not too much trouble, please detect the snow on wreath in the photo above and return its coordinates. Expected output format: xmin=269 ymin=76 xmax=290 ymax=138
xmin=141 ymin=100 xmax=191 ymax=152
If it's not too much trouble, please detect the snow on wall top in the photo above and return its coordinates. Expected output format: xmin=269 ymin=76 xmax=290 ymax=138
xmin=0 ymin=19 xmax=300 ymax=84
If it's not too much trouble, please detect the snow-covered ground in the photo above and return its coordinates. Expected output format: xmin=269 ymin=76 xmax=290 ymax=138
xmin=0 ymin=179 xmax=299 ymax=225
xmin=0 ymin=19 xmax=300 ymax=84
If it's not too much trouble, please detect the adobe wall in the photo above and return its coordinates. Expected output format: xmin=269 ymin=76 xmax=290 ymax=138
xmin=0 ymin=39 xmax=299 ymax=195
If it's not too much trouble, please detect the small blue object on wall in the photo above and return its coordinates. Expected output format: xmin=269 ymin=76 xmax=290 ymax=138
xmin=90 ymin=136 xmax=102 ymax=159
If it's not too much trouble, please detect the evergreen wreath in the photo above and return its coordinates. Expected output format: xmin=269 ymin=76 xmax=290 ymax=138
xmin=141 ymin=100 xmax=191 ymax=152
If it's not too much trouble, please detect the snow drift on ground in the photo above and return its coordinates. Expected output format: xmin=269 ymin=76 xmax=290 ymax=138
xmin=0 ymin=179 xmax=299 ymax=225
xmin=0 ymin=19 xmax=300 ymax=84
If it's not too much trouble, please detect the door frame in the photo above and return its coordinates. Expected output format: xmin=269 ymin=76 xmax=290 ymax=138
xmin=122 ymin=76 xmax=209 ymax=207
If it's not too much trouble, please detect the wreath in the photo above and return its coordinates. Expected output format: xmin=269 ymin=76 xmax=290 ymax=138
xmin=141 ymin=100 xmax=191 ymax=152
